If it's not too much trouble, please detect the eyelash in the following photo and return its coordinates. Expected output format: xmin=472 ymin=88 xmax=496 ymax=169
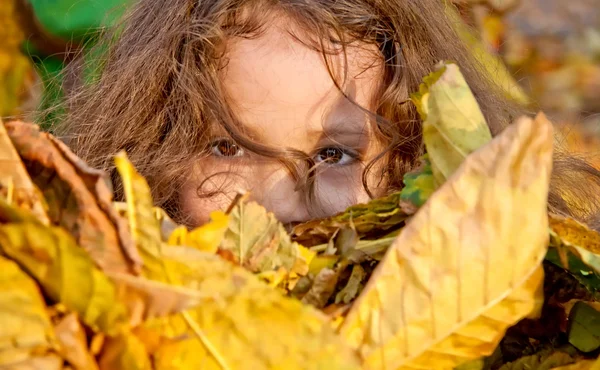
xmin=210 ymin=138 xmax=358 ymax=166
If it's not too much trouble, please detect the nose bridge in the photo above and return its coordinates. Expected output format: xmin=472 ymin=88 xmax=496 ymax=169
xmin=250 ymin=165 xmax=311 ymax=224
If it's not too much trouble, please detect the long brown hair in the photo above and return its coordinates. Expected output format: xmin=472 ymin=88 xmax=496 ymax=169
xmin=56 ymin=0 xmax=600 ymax=227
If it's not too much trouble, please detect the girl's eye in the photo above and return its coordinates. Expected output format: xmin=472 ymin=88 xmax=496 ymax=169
xmin=314 ymin=147 xmax=356 ymax=166
xmin=211 ymin=139 xmax=244 ymax=157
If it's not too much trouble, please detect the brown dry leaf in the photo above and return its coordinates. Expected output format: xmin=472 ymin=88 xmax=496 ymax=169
xmin=292 ymin=192 xmax=408 ymax=247
xmin=339 ymin=113 xmax=554 ymax=369
xmin=301 ymin=267 xmax=341 ymax=309
xmin=0 ymin=255 xmax=56 ymax=367
xmin=138 ymin=246 xmax=361 ymax=370
xmin=0 ymin=120 xmax=48 ymax=224
xmin=0 ymin=222 xmax=129 ymax=335
xmin=549 ymin=215 xmax=600 ymax=273
xmin=54 ymin=313 xmax=99 ymax=370
xmin=106 ymin=272 xmax=207 ymax=327
xmin=4 ymin=121 xmax=140 ymax=274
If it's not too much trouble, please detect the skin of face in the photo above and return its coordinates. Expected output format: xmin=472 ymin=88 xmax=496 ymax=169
xmin=180 ymin=19 xmax=385 ymax=226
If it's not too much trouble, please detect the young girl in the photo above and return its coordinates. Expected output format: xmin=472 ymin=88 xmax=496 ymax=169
xmin=58 ymin=0 xmax=600 ymax=229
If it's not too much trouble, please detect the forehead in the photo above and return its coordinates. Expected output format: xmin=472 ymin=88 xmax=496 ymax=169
xmin=219 ymin=19 xmax=383 ymax=148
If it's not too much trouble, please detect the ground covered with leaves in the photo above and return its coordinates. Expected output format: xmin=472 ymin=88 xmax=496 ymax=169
xmin=0 ymin=62 xmax=599 ymax=369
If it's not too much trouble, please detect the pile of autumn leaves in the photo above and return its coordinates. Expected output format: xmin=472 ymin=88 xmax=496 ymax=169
xmin=1 ymin=62 xmax=600 ymax=370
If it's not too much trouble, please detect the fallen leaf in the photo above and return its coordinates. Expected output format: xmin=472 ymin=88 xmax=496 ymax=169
xmin=552 ymin=356 xmax=600 ymax=370
xmin=114 ymin=151 xmax=167 ymax=280
xmin=54 ymin=313 xmax=99 ymax=370
xmin=143 ymin=246 xmax=361 ymax=370
xmin=301 ymin=267 xmax=341 ymax=309
xmin=549 ymin=215 xmax=600 ymax=274
xmin=106 ymin=272 xmax=207 ymax=327
xmin=499 ymin=350 xmax=576 ymax=370
xmin=0 ymin=120 xmax=48 ymax=224
xmin=339 ymin=113 xmax=553 ymax=369
xmin=335 ymin=265 xmax=367 ymax=305
xmin=567 ymin=301 xmax=600 ymax=353
xmin=411 ymin=61 xmax=493 ymax=186
xmin=0 ymin=222 xmax=129 ymax=335
xmin=167 ymin=211 xmax=229 ymax=254
xmin=221 ymin=200 xmax=313 ymax=276
xmin=98 ymin=332 xmax=151 ymax=370
xmin=292 ymin=191 xmax=408 ymax=247
xmin=0 ymin=255 xmax=55 ymax=367
xmin=4 ymin=121 xmax=140 ymax=274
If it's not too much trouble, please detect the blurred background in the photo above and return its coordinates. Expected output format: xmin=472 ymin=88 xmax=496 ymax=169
xmin=1 ymin=0 xmax=599 ymax=165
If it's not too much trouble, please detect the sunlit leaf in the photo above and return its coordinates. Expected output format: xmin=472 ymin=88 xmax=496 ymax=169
xmin=107 ymin=272 xmax=207 ymax=327
xmin=0 ymin=120 xmax=49 ymax=224
xmin=99 ymin=332 xmax=152 ymax=370
xmin=567 ymin=301 xmax=600 ymax=353
xmin=411 ymin=61 xmax=493 ymax=185
xmin=340 ymin=114 xmax=553 ymax=369
xmin=0 ymin=222 xmax=129 ymax=335
xmin=5 ymin=121 xmax=141 ymax=274
xmin=142 ymin=246 xmax=361 ymax=370
xmin=114 ymin=151 xmax=167 ymax=280
xmin=221 ymin=200 xmax=314 ymax=276
xmin=167 ymin=210 xmax=229 ymax=254
xmin=0 ymin=255 xmax=56 ymax=367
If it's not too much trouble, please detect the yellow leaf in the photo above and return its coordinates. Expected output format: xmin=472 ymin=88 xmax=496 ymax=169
xmin=0 ymin=255 xmax=55 ymax=367
xmin=0 ymin=222 xmax=129 ymax=335
xmin=142 ymin=246 xmax=361 ymax=370
xmin=114 ymin=151 xmax=169 ymax=280
xmin=167 ymin=211 xmax=229 ymax=253
xmin=339 ymin=113 xmax=554 ymax=369
xmin=98 ymin=332 xmax=152 ymax=370
xmin=107 ymin=272 xmax=207 ymax=327
xmin=221 ymin=200 xmax=314 ymax=276
xmin=54 ymin=313 xmax=99 ymax=370
xmin=0 ymin=120 xmax=48 ymax=224
xmin=411 ymin=61 xmax=493 ymax=186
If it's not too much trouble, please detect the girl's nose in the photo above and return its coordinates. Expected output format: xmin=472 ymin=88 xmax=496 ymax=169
xmin=249 ymin=167 xmax=311 ymax=225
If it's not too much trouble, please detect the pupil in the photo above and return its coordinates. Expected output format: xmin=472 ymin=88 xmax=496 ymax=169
xmin=321 ymin=148 xmax=343 ymax=163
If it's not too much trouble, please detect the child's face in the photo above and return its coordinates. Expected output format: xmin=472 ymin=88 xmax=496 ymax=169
xmin=180 ymin=20 xmax=385 ymax=226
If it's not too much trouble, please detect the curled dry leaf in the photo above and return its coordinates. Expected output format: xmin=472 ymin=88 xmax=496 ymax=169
xmin=0 ymin=120 xmax=48 ymax=224
xmin=292 ymin=192 xmax=408 ymax=247
xmin=4 ymin=121 xmax=141 ymax=274
xmin=0 ymin=255 xmax=55 ymax=367
xmin=0 ymin=222 xmax=129 ymax=335
xmin=339 ymin=113 xmax=554 ymax=369
xmin=549 ymin=214 xmax=600 ymax=274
